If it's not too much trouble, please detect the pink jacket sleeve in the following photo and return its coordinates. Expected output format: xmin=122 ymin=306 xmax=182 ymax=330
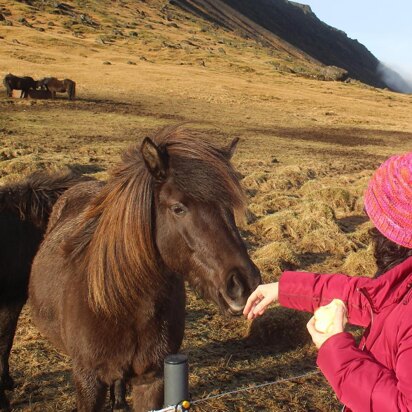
xmin=317 ymin=332 xmax=412 ymax=411
xmin=278 ymin=271 xmax=375 ymax=327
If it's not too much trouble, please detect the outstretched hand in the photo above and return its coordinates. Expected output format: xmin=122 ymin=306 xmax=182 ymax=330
xmin=306 ymin=302 xmax=347 ymax=349
xmin=243 ymin=283 xmax=279 ymax=320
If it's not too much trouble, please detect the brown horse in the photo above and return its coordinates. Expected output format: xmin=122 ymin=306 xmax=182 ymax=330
xmin=29 ymin=126 xmax=261 ymax=411
xmin=38 ymin=77 xmax=76 ymax=100
xmin=0 ymin=170 xmax=92 ymax=411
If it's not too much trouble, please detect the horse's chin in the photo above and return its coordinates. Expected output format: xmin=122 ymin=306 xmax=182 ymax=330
xmin=187 ymin=276 xmax=245 ymax=316
xmin=217 ymin=291 xmax=245 ymax=316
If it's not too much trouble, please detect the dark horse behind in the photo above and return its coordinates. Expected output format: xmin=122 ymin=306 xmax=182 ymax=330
xmin=29 ymin=126 xmax=261 ymax=411
xmin=0 ymin=170 xmax=91 ymax=411
xmin=3 ymin=74 xmax=37 ymax=98
xmin=38 ymin=77 xmax=76 ymax=100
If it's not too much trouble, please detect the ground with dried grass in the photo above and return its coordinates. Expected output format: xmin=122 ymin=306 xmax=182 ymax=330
xmin=1 ymin=1 xmax=412 ymax=411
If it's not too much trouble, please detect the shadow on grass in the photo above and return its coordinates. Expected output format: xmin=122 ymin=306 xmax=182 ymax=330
xmin=186 ymin=306 xmax=312 ymax=360
xmin=75 ymin=97 xmax=135 ymax=106
xmin=337 ymin=215 xmax=369 ymax=233
xmin=244 ymin=126 xmax=412 ymax=147
xmin=189 ymin=344 xmax=318 ymax=400
xmin=185 ymin=308 xmax=321 ymax=407
xmin=295 ymin=252 xmax=331 ymax=270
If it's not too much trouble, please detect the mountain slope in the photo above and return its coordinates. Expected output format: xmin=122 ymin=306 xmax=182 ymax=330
xmin=171 ymin=0 xmax=408 ymax=91
xmin=0 ymin=0 xmax=410 ymax=92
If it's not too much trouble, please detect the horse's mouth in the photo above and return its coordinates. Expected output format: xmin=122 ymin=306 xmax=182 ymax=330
xmin=217 ymin=290 xmax=246 ymax=316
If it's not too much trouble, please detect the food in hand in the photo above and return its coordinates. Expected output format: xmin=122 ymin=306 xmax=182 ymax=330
xmin=314 ymin=299 xmax=346 ymax=333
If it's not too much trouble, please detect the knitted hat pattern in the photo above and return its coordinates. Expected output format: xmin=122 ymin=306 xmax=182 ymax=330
xmin=364 ymin=152 xmax=412 ymax=249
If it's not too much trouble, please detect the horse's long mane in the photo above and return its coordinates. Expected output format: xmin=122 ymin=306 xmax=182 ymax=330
xmin=0 ymin=170 xmax=90 ymax=228
xmin=64 ymin=125 xmax=245 ymax=317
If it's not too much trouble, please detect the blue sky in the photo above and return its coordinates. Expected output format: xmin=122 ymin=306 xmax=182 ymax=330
xmin=301 ymin=1 xmax=412 ymax=82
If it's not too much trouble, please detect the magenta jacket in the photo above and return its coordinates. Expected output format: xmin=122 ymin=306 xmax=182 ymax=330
xmin=279 ymin=256 xmax=412 ymax=412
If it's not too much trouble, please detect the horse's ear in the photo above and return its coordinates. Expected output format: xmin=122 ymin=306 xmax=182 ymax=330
xmin=225 ymin=137 xmax=240 ymax=159
xmin=141 ymin=137 xmax=168 ymax=181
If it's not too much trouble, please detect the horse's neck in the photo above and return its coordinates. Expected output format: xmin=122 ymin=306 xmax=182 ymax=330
xmin=124 ymin=270 xmax=185 ymax=329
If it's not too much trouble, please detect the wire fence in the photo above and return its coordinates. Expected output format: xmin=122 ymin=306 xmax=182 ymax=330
xmin=151 ymin=369 xmax=321 ymax=412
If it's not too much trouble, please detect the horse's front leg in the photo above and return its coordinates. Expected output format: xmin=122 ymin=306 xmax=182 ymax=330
xmin=0 ymin=301 xmax=25 ymax=411
xmin=131 ymin=371 xmax=163 ymax=412
xmin=110 ymin=379 xmax=129 ymax=411
xmin=72 ymin=366 xmax=107 ymax=412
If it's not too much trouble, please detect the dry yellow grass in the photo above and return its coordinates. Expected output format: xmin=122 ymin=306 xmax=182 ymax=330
xmin=1 ymin=0 xmax=412 ymax=411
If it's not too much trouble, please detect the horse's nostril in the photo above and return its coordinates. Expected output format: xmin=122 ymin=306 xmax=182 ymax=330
xmin=227 ymin=272 xmax=245 ymax=300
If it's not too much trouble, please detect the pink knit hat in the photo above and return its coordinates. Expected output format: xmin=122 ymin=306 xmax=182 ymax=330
xmin=364 ymin=152 xmax=412 ymax=248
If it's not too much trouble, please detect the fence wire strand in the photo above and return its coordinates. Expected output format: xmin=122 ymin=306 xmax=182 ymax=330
xmin=151 ymin=368 xmax=321 ymax=411
xmin=192 ymin=369 xmax=320 ymax=405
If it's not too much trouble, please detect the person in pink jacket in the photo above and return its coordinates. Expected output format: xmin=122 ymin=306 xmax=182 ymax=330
xmin=244 ymin=152 xmax=412 ymax=412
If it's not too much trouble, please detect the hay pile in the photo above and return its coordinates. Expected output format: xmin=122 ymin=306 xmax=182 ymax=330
xmin=244 ymin=159 xmax=377 ymax=280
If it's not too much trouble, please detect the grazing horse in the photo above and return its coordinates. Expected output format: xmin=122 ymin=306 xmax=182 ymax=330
xmin=38 ymin=77 xmax=76 ymax=100
xmin=2 ymin=74 xmax=37 ymax=98
xmin=29 ymin=126 xmax=261 ymax=412
xmin=26 ymin=89 xmax=53 ymax=99
xmin=0 ymin=170 xmax=93 ymax=411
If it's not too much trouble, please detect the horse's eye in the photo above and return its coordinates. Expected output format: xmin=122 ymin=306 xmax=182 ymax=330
xmin=171 ymin=203 xmax=187 ymax=216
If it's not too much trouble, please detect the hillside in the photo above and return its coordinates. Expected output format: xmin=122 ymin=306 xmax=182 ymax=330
xmin=172 ymin=0 xmax=410 ymax=91
xmin=0 ymin=0 xmax=319 ymax=77
xmin=1 ymin=0 xmax=409 ymax=92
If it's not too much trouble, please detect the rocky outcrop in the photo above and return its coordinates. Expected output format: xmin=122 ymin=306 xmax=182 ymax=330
xmin=318 ymin=66 xmax=348 ymax=82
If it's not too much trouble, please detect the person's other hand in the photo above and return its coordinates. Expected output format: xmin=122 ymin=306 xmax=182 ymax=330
xmin=306 ymin=302 xmax=347 ymax=349
xmin=243 ymin=283 xmax=279 ymax=320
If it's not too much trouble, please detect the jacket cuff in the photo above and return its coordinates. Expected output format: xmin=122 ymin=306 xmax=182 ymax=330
xmin=316 ymin=332 xmax=357 ymax=392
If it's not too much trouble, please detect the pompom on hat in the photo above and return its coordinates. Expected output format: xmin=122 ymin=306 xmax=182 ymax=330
xmin=364 ymin=152 xmax=412 ymax=249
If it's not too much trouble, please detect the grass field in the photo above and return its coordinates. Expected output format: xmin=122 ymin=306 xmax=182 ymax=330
xmin=1 ymin=1 xmax=412 ymax=411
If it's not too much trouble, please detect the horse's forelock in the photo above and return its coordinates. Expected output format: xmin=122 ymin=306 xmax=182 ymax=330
xmin=156 ymin=126 xmax=246 ymax=213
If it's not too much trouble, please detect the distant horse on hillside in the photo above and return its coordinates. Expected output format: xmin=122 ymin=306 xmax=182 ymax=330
xmin=0 ymin=171 xmax=92 ymax=411
xmin=29 ymin=126 xmax=261 ymax=411
xmin=38 ymin=77 xmax=76 ymax=100
xmin=2 ymin=74 xmax=37 ymax=98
